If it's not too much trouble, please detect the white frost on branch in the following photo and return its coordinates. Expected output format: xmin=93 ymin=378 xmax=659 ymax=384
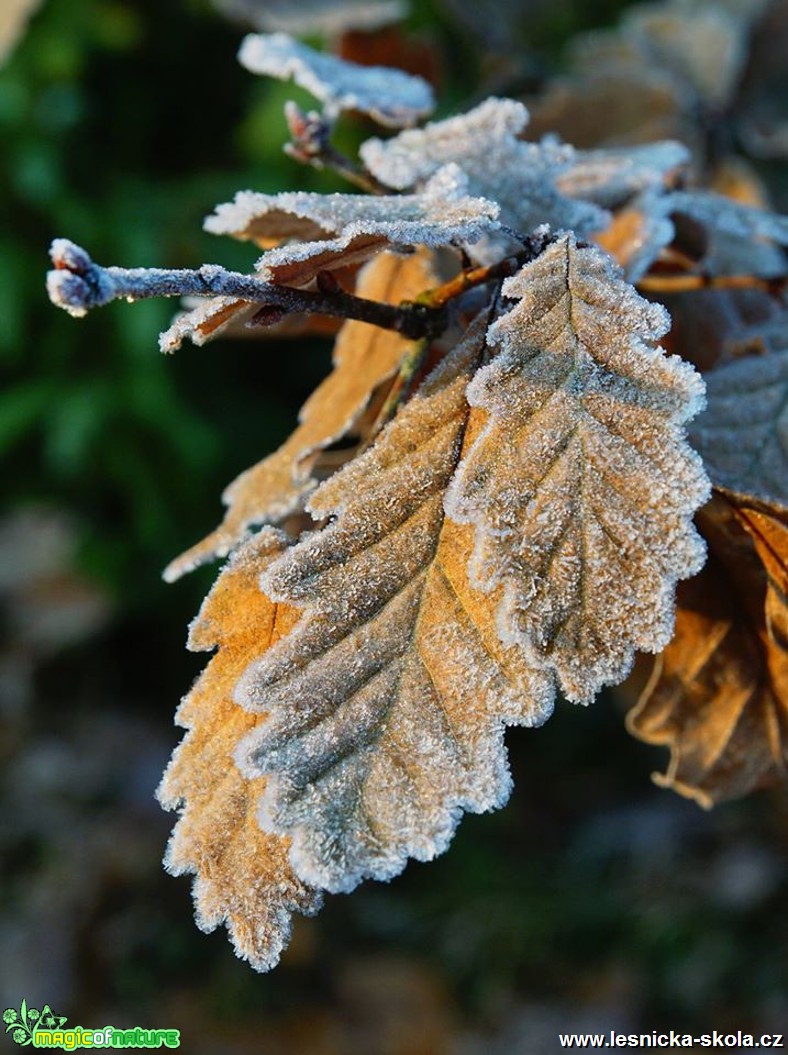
xmin=238 ymin=31 xmax=434 ymax=127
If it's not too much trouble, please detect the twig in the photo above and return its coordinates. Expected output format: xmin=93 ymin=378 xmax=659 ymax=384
xmin=637 ymin=272 xmax=787 ymax=296
xmin=284 ymin=102 xmax=389 ymax=195
xmin=47 ymin=239 xmax=449 ymax=341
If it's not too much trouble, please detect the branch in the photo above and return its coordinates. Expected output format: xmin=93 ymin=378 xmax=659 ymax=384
xmin=637 ymin=272 xmax=787 ymax=296
xmin=283 ymin=102 xmax=389 ymax=195
xmin=46 ymin=239 xmax=448 ymax=341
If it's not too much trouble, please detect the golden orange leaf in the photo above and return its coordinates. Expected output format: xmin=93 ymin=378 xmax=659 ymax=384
xmin=234 ymin=314 xmax=553 ymax=892
xmin=165 ymin=248 xmax=438 ymax=581
xmin=627 ymin=491 xmax=788 ymax=807
xmin=157 ymin=528 xmax=321 ymax=971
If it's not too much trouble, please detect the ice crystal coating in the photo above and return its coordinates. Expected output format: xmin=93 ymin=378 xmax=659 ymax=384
xmin=628 ymin=493 xmax=788 ymax=807
xmin=667 ymin=190 xmax=788 ymax=245
xmin=165 ymin=250 xmax=437 ymax=580
xmin=238 ymin=32 xmax=433 ymax=127
xmin=214 ymin=0 xmax=406 ymax=35
xmin=689 ymin=314 xmax=788 ymax=505
xmin=359 ymin=98 xmax=608 ymax=262
xmin=204 ymin=165 xmax=499 ymax=286
xmin=444 ymin=235 xmax=710 ymax=703
xmin=557 ymin=141 xmax=689 ymax=208
xmin=157 ymin=528 xmax=321 ymax=971
xmin=234 ymin=315 xmax=554 ymax=893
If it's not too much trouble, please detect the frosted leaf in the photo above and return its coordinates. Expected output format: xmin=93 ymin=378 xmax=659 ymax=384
xmin=689 ymin=315 xmax=788 ymax=506
xmin=214 ymin=0 xmax=406 ymax=36
xmin=160 ymin=292 xmax=343 ymax=353
xmin=165 ymin=250 xmax=437 ymax=580
xmin=557 ymin=141 xmax=689 ymax=209
xmin=157 ymin=529 xmax=322 ymax=971
xmin=238 ymin=32 xmax=433 ymax=127
xmin=667 ymin=190 xmax=788 ymax=246
xmin=234 ymin=315 xmax=554 ymax=893
xmin=621 ymin=3 xmax=750 ymax=108
xmin=628 ymin=493 xmax=788 ymax=807
xmin=445 ymin=235 xmax=710 ymax=703
xmin=594 ymin=191 xmax=676 ymax=282
xmin=205 ymin=166 xmax=499 ymax=287
xmin=526 ymin=66 xmax=689 ymax=152
xmin=159 ymin=297 xmax=258 ymax=354
xmin=664 ymin=190 xmax=788 ymax=276
xmin=360 ymin=98 xmax=608 ymax=263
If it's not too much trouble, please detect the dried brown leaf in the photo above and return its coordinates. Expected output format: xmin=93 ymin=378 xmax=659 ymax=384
xmin=234 ymin=314 xmax=554 ymax=893
xmin=627 ymin=491 xmax=788 ymax=806
xmin=157 ymin=528 xmax=321 ymax=971
xmin=689 ymin=313 xmax=788 ymax=505
xmin=445 ymin=234 xmax=710 ymax=703
xmin=165 ymin=249 xmax=438 ymax=581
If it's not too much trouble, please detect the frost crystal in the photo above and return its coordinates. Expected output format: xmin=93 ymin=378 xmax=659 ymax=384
xmin=157 ymin=529 xmax=322 ymax=972
xmin=233 ymin=315 xmax=553 ymax=893
xmin=205 ymin=165 xmax=499 ymax=285
xmin=557 ymin=141 xmax=689 ymax=209
xmin=238 ymin=32 xmax=434 ymax=127
xmin=360 ymin=98 xmax=608 ymax=263
xmin=444 ymin=235 xmax=710 ymax=703
xmin=689 ymin=314 xmax=788 ymax=506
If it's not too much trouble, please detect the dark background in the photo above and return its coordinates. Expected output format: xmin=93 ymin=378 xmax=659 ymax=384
xmin=2 ymin=0 xmax=787 ymax=1050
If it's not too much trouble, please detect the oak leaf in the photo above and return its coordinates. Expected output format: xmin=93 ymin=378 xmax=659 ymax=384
xmin=238 ymin=31 xmax=434 ymax=127
xmin=157 ymin=528 xmax=322 ymax=971
xmin=165 ymin=249 xmax=437 ymax=580
xmin=359 ymin=98 xmax=608 ymax=263
xmin=233 ymin=314 xmax=554 ymax=893
xmin=444 ymin=234 xmax=710 ymax=703
xmin=689 ymin=312 xmax=788 ymax=505
xmin=627 ymin=491 xmax=788 ymax=807
xmin=204 ymin=165 xmax=498 ymax=286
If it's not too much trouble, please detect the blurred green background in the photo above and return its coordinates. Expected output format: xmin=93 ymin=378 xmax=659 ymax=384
xmin=2 ymin=0 xmax=787 ymax=1050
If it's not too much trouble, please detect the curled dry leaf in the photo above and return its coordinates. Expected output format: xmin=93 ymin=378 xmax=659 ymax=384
xmin=165 ymin=249 xmax=438 ymax=581
xmin=205 ymin=165 xmax=498 ymax=286
xmin=238 ymin=31 xmax=434 ymax=127
xmin=628 ymin=491 xmax=788 ymax=807
xmin=234 ymin=315 xmax=554 ymax=893
xmin=444 ymin=234 xmax=710 ymax=703
xmin=557 ymin=141 xmax=689 ymax=210
xmin=689 ymin=312 xmax=788 ymax=505
xmin=359 ymin=97 xmax=608 ymax=263
xmin=157 ymin=528 xmax=321 ymax=971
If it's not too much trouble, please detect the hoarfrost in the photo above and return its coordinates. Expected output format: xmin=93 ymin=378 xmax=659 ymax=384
xmin=233 ymin=315 xmax=554 ymax=893
xmin=689 ymin=313 xmax=788 ymax=505
xmin=557 ymin=141 xmax=689 ymax=209
xmin=205 ymin=165 xmax=499 ymax=285
xmin=360 ymin=98 xmax=608 ymax=263
xmin=444 ymin=234 xmax=711 ymax=703
xmin=238 ymin=32 xmax=433 ymax=127
xmin=157 ymin=529 xmax=322 ymax=972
